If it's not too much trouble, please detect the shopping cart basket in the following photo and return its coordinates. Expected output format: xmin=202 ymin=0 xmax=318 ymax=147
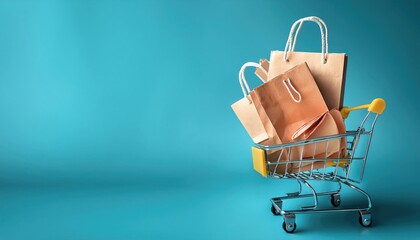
xmin=252 ymin=98 xmax=386 ymax=233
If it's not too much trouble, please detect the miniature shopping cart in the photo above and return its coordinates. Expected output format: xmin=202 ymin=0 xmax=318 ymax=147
xmin=252 ymin=98 xmax=386 ymax=233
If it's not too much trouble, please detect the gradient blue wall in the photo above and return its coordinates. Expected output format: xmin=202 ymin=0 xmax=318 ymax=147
xmin=0 ymin=0 xmax=419 ymax=239
xmin=0 ymin=0 xmax=418 ymax=188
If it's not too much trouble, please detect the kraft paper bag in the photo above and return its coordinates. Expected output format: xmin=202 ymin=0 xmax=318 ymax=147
xmin=255 ymin=59 xmax=270 ymax=82
xmin=251 ymin=62 xmax=329 ymax=144
xmin=231 ymin=62 xmax=270 ymax=143
xmin=267 ymin=16 xmax=347 ymax=110
xmin=250 ymin=87 xmax=292 ymax=174
xmin=266 ymin=147 xmax=292 ymax=175
xmin=291 ymin=110 xmax=340 ymax=160
xmin=291 ymin=109 xmax=347 ymax=172
xmin=330 ymin=108 xmax=347 ymax=154
xmin=309 ymin=108 xmax=347 ymax=159
xmin=231 ymin=62 xmax=291 ymax=173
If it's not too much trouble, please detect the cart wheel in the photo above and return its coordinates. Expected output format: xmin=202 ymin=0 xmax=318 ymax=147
xmin=330 ymin=194 xmax=341 ymax=207
xmin=271 ymin=205 xmax=280 ymax=215
xmin=282 ymin=221 xmax=296 ymax=233
xmin=359 ymin=212 xmax=372 ymax=227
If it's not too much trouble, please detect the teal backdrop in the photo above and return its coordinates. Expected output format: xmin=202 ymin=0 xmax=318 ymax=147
xmin=0 ymin=0 xmax=419 ymax=239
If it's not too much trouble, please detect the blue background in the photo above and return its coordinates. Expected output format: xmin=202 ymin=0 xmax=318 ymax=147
xmin=0 ymin=0 xmax=419 ymax=239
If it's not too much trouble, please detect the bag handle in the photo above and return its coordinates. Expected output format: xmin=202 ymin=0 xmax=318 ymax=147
xmin=239 ymin=62 xmax=302 ymax=104
xmin=283 ymin=16 xmax=329 ymax=64
xmin=239 ymin=62 xmax=268 ymax=102
xmin=282 ymin=78 xmax=302 ymax=103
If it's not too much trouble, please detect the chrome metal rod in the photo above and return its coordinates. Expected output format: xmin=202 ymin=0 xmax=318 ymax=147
xmin=272 ymin=190 xmax=340 ymax=201
xmin=256 ymin=131 xmax=366 ymax=150
xmin=280 ymin=207 xmax=371 ymax=215
xmin=340 ymin=180 xmax=372 ymax=209
xmin=286 ymin=179 xmax=302 ymax=197
xmin=300 ymin=179 xmax=318 ymax=209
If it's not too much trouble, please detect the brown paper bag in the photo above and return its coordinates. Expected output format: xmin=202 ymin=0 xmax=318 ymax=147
xmin=291 ymin=109 xmax=347 ymax=172
xmin=231 ymin=62 xmax=290 ymax=174
xmin=252 ymin=59 xmax=346 ymax=172
xmin=291 ymin=110 xmax=340 ymax=160
xmin=253 ymin=65 xmax=340 ymax=173
xmin=232 ymin=62 xmax=292 ymax=173
xmin=231 ymin=62 xmax=270 ymax=143
xmin=251 ymin=62 xmax=329 ymax=143
xmin=250 ymin=88 xmax=292 ymax=174
xmin=267 ymin=16 xmax=347 ymax=110
xmin=255 ymin=59 xmax=270 ymax=82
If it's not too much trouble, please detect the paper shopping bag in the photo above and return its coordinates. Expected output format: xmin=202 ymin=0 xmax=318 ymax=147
xmin=309 ymin=109 xmax=347 ymax=159
xmin=291 ymin=109 xmax=347 ymax=172
xmin=291 ymin=110 xmax=340 ymax=161
xmin=231 ymin=62 xmax=291 ymax=173
xmin=250 ymin=89 xmax=292 ymax=174
xmin=255 ymin=59 xmax=269 ymax=82
xmin=267 ymin=16 xmax=347 ymax=110
xmin=231 ymin=62 xmax=270 ymax=143
xmin=251 ymin=62 xmax=329 ymax=143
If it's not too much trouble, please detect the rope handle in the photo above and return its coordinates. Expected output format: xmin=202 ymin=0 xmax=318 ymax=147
xmin=238 ymin=62 xmax=268 ymax=102
xmin=283 ymin=16 xmax=329 ymax=64
xmin=238 ymin=63 xmax=303 ymax=104
xmin=282 ymin=78 xmax=302 ymax=103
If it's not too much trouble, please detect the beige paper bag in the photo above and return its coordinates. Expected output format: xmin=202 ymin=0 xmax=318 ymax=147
xmin=250 ymin=87 xmax=291 ymax=174
xmin=252 ymin=60 xmax=346 ymax=172
xmin=291 ymin=109 xmax=347 ymax=172
xmin=231 ymin=62 xmax=270 ymax=143
xmin=231 ymin=62 xmax=291 ymax=173
xmin=267 ymin=16 xmax=347 ymax=110
xmin=255 ymin=59 xmax=270 ymax=82
xmin=291 ymin=110 xmax=340 ymax=160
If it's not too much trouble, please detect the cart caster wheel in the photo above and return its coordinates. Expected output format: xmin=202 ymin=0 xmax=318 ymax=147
xmin=271 ymin=205 xmax=280 ymax=215
xmin=282 ymin=221 xmax=296 ymax=233
xmin=331 ymin=194 xmax=341 ymax=207
xmin=359 ymin=212 xmax=372 ymax=227
xmin=282 ymin=214 xmax=296 ymax=233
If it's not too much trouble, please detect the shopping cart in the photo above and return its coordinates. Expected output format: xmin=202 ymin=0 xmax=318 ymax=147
xmin=252 ymin=98 xmax=386 ymax=233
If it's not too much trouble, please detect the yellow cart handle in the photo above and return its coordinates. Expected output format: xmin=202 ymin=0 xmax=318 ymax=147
xmin=340 ymin=98 xmax=386 ymax=119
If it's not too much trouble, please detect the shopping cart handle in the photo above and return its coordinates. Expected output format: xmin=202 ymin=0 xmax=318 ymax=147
xmin=340 ymin=98 xmax=386 ymax=119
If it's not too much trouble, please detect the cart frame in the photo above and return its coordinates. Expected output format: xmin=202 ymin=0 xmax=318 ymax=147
xmin=251 ymin=98 xmax=386 ymax=233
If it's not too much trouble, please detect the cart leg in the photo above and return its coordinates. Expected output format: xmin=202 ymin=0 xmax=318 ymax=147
xmin=299 ymin=179 xmax=318 ymax=210
xmin=336 ymin=181 xmax=342 ymax=193
xmin=340 ymin=180 xmax=372 ymax=209
xmin=271 ymin=199 xmax=282 ymax=216
xmin=286 ymin=179 xmax=302 ymax=197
